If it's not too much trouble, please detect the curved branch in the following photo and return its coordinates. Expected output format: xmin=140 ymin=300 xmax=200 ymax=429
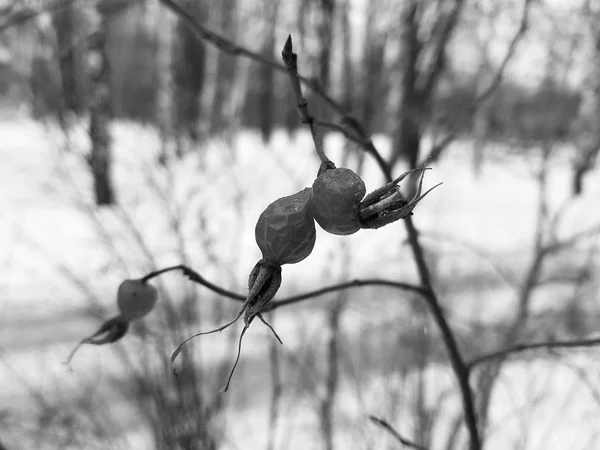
xmin=142 ymin=265 xmax=426 ymax=308
xmin=467 ymin=336 xmax=600 ymax=371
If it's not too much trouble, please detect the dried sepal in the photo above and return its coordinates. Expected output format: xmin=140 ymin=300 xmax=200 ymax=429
xmin=64 ymin=315 xmax=129 ymax=367
xmin=170 ymin=260 xmax=283 ymax=391
xmin=358 ymin=168 xmax=442 ymax=229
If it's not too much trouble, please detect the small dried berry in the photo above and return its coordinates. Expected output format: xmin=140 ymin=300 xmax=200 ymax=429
xmin=310 ymin=167 xmax=366 ymax=235
xmin=117 ymin=279 xmax=158 ymax=321
xmin=255 ymin=187 xmax=316 ymax=265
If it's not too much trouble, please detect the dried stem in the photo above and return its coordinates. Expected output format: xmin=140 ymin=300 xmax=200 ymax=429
xmin=281 ymin=35 xmax=330 ymax=165
xmin=140 ymin=264 xmax=426 ymax=307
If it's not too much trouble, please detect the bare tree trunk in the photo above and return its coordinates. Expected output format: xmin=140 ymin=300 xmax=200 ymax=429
xmin=320 ymin=244 xmax=349 ymax=450
xmin=172 ymin=0 xmax=207 ymax=154
xmin=256 ymin=0 xmax=280 ymax=143
xmin=88 ymin=3 xmax=114 ymax=206
xmin=360 ymin=0 xmax=386 ymax=134
xmin=339 ymin=0 xmax=353 ymax=113
xmin=51 ymin=2 xmax=86 ymax=115
xmin=389 ymin=0 xmax=464 ymax=168
xmin=210 ymin=0 xmax=238 ymax=135
xmin=389 ymin=1 xmax=421 ymax=169
xmin=313 ymin=0 xmax=334 ymax=151
xmin=573 ymin=4 xmax=600 ymax=195
xmin=157 ymin=8 xmax=174 ymax=165
xmin=266 ymin=311 xmax=282 ymax=450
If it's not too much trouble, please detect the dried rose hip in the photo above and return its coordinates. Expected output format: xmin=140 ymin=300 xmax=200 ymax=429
xmin=65 ymin=279 xmax=158 ymax=366
xmin=310 ymin=164 xmax=441 ymax=233
xmin=310 ymin=167 xmax=366 ymax=235
xmin=171 ymin=188 xmax=317 ymax=392
xmin=255 ymin=187 xmax=316 ymax=265
xmin=117 ymin=279 xmax=158 ymax=321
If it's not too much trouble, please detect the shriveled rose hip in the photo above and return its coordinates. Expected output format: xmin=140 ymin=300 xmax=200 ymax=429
xmin=117 ymin=279 xmax=158 ymax=321
xmin=172 ymin=188 xmax=317 ymax=392
xmin=255 ymin=187 xmax=316 ymax=265
xmin=310 ymin=167 xmax=366 ymax=235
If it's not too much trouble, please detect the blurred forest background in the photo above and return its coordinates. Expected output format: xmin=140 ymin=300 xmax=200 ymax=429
xmin=1 ymin=0 xmax=600 ymax=449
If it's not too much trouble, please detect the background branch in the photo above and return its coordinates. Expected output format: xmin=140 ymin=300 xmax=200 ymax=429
xmin=467 ymin=336 xmax=600 ymax=371
xmin=369 ymin=416 xmax=429 ymax=450
xmin=472 ymin=0 xmax=533 ymax=110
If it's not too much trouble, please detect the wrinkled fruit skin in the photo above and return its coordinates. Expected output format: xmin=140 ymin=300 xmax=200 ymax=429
xmin=310 ymin=168 xmax=366 ymax=235
xmin=255 ymin=188 xmax=316 ymax=265
xmin=117 ymin=279 xmax=158 ymax=321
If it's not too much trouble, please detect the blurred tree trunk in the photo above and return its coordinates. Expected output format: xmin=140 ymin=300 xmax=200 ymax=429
xmin=157 ymin=9 xmax=173 ymax=164
xmin=573 ymin=3 xmax=600 ymax=196
xmin=389 ymin=0 xmax=464 ymax=169
xmin=172 ymin=0 xmax=207 ymax=155
xmin=390 ymin=1 xmax=422 ymax=169
xmin=210 ymin=0 xmax=238 ymax=135
xmin=313 ymin=0 xmax=334 ymax=151
xmin=339 ymin=0 xmax=353 ymax=113
xmin=360 ymin=0 xmax=386 ymax=134
xmin=88 ymin=2 xmax=115 ymax=206
xmin=51 ymin=2 xmax=86 ymax=116
xmin=256 ymin=0 xmax=280 ymax=143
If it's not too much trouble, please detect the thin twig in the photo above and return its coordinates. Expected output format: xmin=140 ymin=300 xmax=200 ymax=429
xmin=467 ymin=336 xmax=600 ymax=371
xmin=369 ymin=416 xmax=429 ymax=450
xmin=281 ymin=35 xmax=331 ymax=165
xmin=141 ymin=264 xmax=426 ymax=307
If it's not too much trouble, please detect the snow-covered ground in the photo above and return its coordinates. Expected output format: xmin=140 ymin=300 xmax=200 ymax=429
xmin=1 ymin=117 xmax=599 ymax=449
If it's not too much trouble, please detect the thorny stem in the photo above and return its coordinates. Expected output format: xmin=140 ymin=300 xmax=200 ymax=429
xmin=281 ymin=35 xmax=331 ymax=165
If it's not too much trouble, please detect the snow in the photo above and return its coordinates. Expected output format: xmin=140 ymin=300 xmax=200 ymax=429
xmin=1 ymin=117 xmax=599 ymax=449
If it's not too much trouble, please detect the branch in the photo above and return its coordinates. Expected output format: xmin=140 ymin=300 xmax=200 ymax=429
xmin=156 ymin=3 xmax=478 ymax=446
xmin=472 ymin=0 xmax=532 ymax=110
xmin=467 ymin=336 xmax=600 ymax=371
xmin=369 ymin=416 xmax=429 ymax=450
xmin=141 ymin=265 xmax=426 ymax=309
xmin=281 ymin=35 xmax=331 ymax=166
